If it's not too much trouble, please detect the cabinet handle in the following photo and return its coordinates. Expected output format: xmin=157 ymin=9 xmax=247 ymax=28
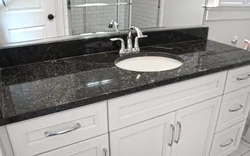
xmin=44 ymin=123 xmax=81 ymax=137
xmin=220 ymin=139 xmax=234 ymax=147
xmin=236 ymin=74 xmax=250 ymax=81
xmin=229 ymin=105 xmax=243 ymax=112
xmin=103 ymin=148 xmax=108 ymax=156
xmin=175 ymin=121 xmax=182 ymax=144
xmin=169 ymin=124 xmax=175 ymax=147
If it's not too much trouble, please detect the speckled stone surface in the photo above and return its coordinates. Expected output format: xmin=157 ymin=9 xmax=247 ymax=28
xmin=0 ymin=27 xmax=208 ymax=68
xmin=1 ymin=39 xmax=250 ymax=125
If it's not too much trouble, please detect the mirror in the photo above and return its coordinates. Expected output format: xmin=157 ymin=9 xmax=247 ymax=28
xmin=0 ymin=0 xmax=206 ymax=45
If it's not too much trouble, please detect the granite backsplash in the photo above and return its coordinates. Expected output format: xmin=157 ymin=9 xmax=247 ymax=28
xmin=0 ymin=27 xmax=208 ymax=68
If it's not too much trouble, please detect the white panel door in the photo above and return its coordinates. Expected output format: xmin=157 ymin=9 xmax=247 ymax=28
xmin=110 ymin=112 xmax=175 ymax=156
xmin=0 ymin=0 xmax=57 ymax=43
xmin=171 ymin=97 xmax=221 ymax=156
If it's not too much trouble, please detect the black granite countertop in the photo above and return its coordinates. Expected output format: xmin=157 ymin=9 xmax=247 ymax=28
xmin=1 ymin=39 xmax=250 ymax=125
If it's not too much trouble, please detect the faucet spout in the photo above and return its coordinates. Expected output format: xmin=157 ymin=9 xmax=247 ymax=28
xmin=127 ymin=26 xmax=147 ymax=52
xmin=108 ymin=20 xmax=119 ymax=32
xmin=130 ymin=26 xmax=144 ymax=38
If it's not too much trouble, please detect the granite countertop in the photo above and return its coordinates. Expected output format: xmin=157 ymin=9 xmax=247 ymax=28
xmin=1 ymin=39 xmax=250 ymax=125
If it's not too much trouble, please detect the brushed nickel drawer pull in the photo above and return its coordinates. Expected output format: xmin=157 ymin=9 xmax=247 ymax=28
xmin=169 ymin=124 xmax=175 ymax=147
xmin=229 ymin=105 xmax=243 ymax=112
xmin=45 ymin=123 xmax=81 ymax=137
xmin=175 ymin=121 xmax=182 ymax=144
xmin=103 ymin=148 xmax=108 ymax=156
xmin=220 ymin=139 xmax=234 ymax=147
xmin=236 ymin=74 xmax=250 ymax=81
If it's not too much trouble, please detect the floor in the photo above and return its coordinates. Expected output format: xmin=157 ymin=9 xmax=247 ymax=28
xmin=229 ymin=140 xmax=250 ymax=156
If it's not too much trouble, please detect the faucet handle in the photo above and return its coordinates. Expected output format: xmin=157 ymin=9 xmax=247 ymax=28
xmin=110 ymin=38 xmax=126 ymax=55
xmin=134 ymin=35 xmax=147 ymax=52
xmin=140 ymin=35 xmax=148 ymax=38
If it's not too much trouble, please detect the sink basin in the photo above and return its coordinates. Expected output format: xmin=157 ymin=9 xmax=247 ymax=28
xmin=115 ymin=52 xmax=183 ymax=72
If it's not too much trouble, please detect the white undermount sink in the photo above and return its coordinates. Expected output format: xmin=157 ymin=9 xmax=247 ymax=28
xmin=115 ymin=52 xmax=183 ymax=72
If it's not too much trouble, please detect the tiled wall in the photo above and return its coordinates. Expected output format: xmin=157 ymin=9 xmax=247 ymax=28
xmin=131 ymin=0 xmax=159 ymax=28
xmin=63 ymin=0 xmax=70 ymax=35
xmin=63 ymin=0 xmax=160 ymax=35
xmin=69 ymin=0 xmax=129 ymax=35
xmin=70 ymin=0 xmax=85 ymax=35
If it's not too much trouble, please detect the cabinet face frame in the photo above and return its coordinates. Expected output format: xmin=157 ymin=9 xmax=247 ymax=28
xmin=6 ymin=65 xmax=250 ymax=156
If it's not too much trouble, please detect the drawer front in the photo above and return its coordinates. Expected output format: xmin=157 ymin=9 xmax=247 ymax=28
xmin=225 ymin=65 xmax=250 ymax=93
xmin=210 ymin=121 xmax=246 ymax=156
xmin=7 ymin=102 xmax=108 ymax=156
xmin=38 ymin=134 xmax=109 ymax=156
xmin=216 ymin=86 xmax=250 ymax=132
xmin=108 ymin=72 xmax=227 ymax=131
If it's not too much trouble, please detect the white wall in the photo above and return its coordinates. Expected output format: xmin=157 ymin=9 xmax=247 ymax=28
xmin=131 ymin=0 xmax=159 ymax=28
xmin=206 ymin=19 xmax=250 ymax=47
xmin=205 ymin=7 xmax=250 ymax=48
xmin=162 ymin=0 xmax=205 ymax=27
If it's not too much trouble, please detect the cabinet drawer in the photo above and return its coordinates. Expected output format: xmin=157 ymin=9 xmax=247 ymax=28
xmin=216 ymin=86 xmax=250 ymax=132
xmin=108 ymin=72 xmax=227 ymax=131
xmin=210 ymin=121 xmax=246 ymax=156
xmin=38 ymin=134 xmax=109 ymax=156
xmin=225 ymin=65 xmax=250 ymax=93
xmin=7 ymin=102 xmax=108 ymax=156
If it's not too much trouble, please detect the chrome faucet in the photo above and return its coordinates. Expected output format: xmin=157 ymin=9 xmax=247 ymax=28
xmin=110 ymin=26 xmax=147 ymax=55
xmin=108 ymin=20 xmax=119 ymax=32
xmin=110 ymin=38 xmax=126 ymax=55
xmin=127 ymin=26 xmax=147 ymax=52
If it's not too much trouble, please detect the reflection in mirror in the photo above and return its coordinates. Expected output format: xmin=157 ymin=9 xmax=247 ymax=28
xmin=69 ymin=0 xmax=162 ymax=35
xmin=0 ymin=0 xmax=206 ymax=45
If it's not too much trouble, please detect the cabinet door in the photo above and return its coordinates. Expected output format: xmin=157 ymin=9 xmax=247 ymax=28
xmin=171 ymin=97 xmax=221 ymax=156
xmin=39 ymin=134 xmax=109 ymax=156
xmin=110 ymin=112 xmax=175 ymax=156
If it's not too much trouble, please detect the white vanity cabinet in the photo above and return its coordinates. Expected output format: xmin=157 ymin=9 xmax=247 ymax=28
xmin=5 ymin=65 xmax=250 ymax=156
xmin=110 ymin=97 xmax=221 ymax=156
